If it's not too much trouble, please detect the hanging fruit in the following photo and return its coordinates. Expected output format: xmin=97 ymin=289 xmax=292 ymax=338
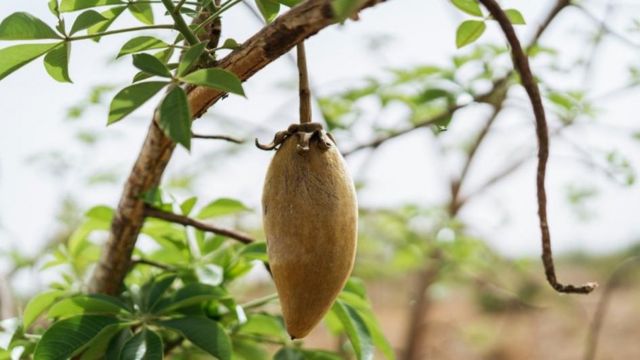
xmin=256 ymin=43 xmax=358 ymax=339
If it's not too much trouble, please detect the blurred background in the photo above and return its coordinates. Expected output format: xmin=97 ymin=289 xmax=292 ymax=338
xmin=1 ymin=0 xmax=640 ymax=358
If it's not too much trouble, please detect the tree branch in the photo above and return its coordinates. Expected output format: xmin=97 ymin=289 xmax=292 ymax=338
xmin=144 ymin=205 xmax=255 ymax=244
xmin=449 ymin=91 xmax=507 ymax=216
xmin=131 ymin=257 xmax=174 ymax=271
xmin=191 ymin=132 xmax=245 ymax=143
xmin=90 ymin=0 xmax=391 ymax=295
xmin=584 ymin=256 xmax=640 ymax=360
xmin=478 ymin=0 xmax=597 ymax=294
xmin=342 ymin=104 xmax=463 ymax=156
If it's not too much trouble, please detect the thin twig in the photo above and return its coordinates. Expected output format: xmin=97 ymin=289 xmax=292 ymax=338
xmin=584 ymin=256 xmax=640 ymax=360
xmin=191 ymin=132 xmax=245 ymax=143
xmin=297 ymin=43 xmax=312 ymax=124
xmin=449 ymin=97 xmax=506 ymax=216
xmin=342 ymin=104 xmax=463 ymax=156
xmin=478 ymin=0 xmax=597 ymax=294
xmin=575 ymin=4 xmax=640 ymax=49
xmin=131 ymin=257 xmax=173 ymax=271
xmin=144 ymin=205 xmax=255 ymax=244
xmin=241 ymin=292 xmax=279 ymax=310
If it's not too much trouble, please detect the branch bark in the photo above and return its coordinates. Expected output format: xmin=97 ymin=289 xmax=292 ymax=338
xmin=478 ymin=0 xmax=596 ymax=294
xmin=90 ymin=0 xmax=391 ymax=295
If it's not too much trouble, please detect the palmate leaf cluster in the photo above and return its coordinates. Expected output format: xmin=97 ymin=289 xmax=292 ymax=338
xmin=3 ymin=191 xmax=394 ymax=359
xmin=0 ymin=0 xmax=395 ymax=358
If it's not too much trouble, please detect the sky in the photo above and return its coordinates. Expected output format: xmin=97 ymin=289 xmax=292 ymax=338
xmin=0 ymin=0 xmax=639 ymax=272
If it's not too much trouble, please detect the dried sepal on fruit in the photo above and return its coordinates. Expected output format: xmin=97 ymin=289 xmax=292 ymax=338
xmin=257 ymin=123 xmax=358 ymax=339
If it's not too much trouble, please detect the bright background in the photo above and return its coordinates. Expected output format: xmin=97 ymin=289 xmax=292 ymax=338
xmin=1 ymin=0 xmax=639 ymax=265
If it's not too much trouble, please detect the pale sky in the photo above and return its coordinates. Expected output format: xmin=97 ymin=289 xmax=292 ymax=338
xmin=1 ymin=0 xmax=639 ymax=271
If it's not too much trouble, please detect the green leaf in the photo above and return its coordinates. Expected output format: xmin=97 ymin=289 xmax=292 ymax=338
xmin=197 ymin=198 xmax=250 ymax=219
xmin=504 ymin=9 xmax=526 ymax=25
xmin=48 ymin=295 xmax=130 ymax=319
xmin=255 ymin=0 xmax=280 ymax=23
xmin=239 ymin=314 xmax=287 ymax=339
xmin=275 ymin=348 xmax=342 ymax=360
xmin=44 ymin=42 xmax=72 ymax=83
xmin=60 ymin=0 xmax=125 ymax=12
xmin=274 ymin=348 xmax=304 ymax=360
xmin=86 ymin=5 xmax=126 ymax=42
xmin=233 ymin=339 xmax=269 ymax=360
xmin=132 ymin=53 xmax=172 ymax=78
xmin=49 ymin=0 xmax=61 ymax=17
xmin=129 ymin=2 xmax=154 ymax=25
xmin=180 ymin=196 xmax=198 ymax=215
xmin=23 ymin=290 xmax=65 ymax=329
xmin=142 ymin=274 xmax=177 ymax=312
xmin=0 ymin=12 xmax=61 ymax=40
xmin=133 ymin=63 xmax=178 ymax=83
xmin=331 ymin=301 xmax=374 ymax=360
xmin=80 ymin=323 xmax=126 ymax=360
xmin=70 ymin=10 xmax=107 ymax=34
xmin=239 ymin=242 xmax=268 ymax=262
xmin=157 ymin=283 xmax=229 ymax=313
xmin=34 ymin=315 xmax=120 ymax=359
xmin=118 ymin=36 xmax=169 ymax=58
xmin=455 ymin=20 xmax=486 ymax=49
xmin=120 ymin=329 xmax=163 ymax=360
xmin=86 ymin=205 xmax=114 ymax=221
xmin=278 ymin=0 xmax=302 ymax=7
xmin=220 ymin=38 xmax=240 ymax=49
xmin=331 ymin=0 xmax=364 ymax=22
xmin=105 ymin=329 xmax=133 ymax=360
xmin=107 ymin=81 xmax=168 ymax=124
xmin=178 ymin=42 xmax=206 ymax=76
xmin=158 ymin=86 xmax=192 ymax=150
xmin=338 ymin=287 xmax=395 ymax=360
xmin=0 ymin=43 xmax=58 ymax=81
xmin=195 ymin=263 xmax=224 ymax=286
xmin=181 ymin=68 xmax=245 ymax=96
xmin=450 ymin=0 xmax=482 ymax=17
xmin=158 ymin=316 xmax=231 ymax=360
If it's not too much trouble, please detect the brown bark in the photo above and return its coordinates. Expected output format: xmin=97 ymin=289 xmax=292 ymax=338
xmin=90 ymin=0 xmax=390 ymax=295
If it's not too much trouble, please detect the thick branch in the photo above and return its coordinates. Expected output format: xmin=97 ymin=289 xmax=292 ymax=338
xmin=478 ymin=0 xmax=596 ymax=294
xmin=144 ymin=206 xmax=255 ymax=244
xmin=90 ymin=0 xmax=390 ymax=295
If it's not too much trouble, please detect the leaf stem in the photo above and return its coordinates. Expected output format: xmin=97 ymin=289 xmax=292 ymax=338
xmin=173 ymin=0 xmax=189 ymax=14
xmin=160 ymin=0 xmax=200 ymax=45
xmin=240 ymin=293 xmax=279 ymax=310
xmin=67 ymin=24 xmax=176 ymax=41
xmin=297 ymin=42 xmax=311 ymax=124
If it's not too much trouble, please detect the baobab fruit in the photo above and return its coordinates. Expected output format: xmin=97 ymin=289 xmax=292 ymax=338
xmin=258 ymin=123 xmax=358 ymax=339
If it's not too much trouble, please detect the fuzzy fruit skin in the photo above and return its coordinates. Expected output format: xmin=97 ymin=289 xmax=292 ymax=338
xmin=262 ymin=134 xmax=358 ymax=339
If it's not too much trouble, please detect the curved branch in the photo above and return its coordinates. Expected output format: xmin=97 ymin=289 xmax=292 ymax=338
xmin=90 ymin=0 xmax=391 ymax=295
xmin=478 ymin=0 xmax=596 ymax=294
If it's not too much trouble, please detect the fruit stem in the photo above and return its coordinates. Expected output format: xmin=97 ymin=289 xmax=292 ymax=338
xmin=297 ymin=42 xmax=312 ymax=124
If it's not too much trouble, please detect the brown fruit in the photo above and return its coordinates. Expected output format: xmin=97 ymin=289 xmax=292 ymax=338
xmin=261 ymin=125 xmax=358 ymax=339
